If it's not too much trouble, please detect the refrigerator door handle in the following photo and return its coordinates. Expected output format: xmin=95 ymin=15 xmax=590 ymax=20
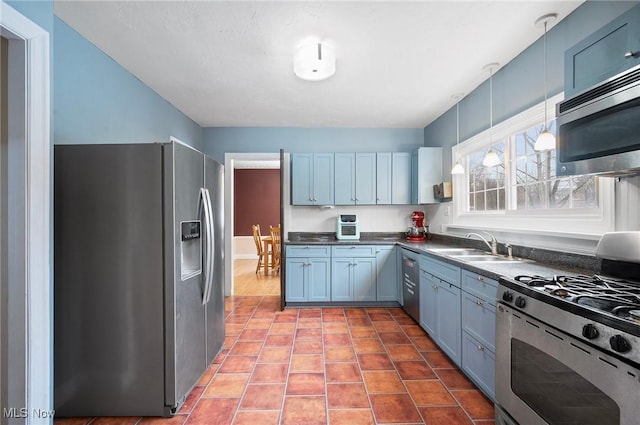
xmin=203 ymin=188 xmax=215 ymax=305
xmin=198 ymin=188 xmax=214 ymax=306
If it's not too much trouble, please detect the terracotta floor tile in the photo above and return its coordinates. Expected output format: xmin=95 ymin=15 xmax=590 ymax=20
xmin=323 ymin=333 xmax=352 ymax=346
xmin=292 ymin=340 xmax=323 ymax=354
xmin=422 ymin=351 xmax=457 ymax=368
xmin=239 ymin=383 xmax=285 ymax=410
xmin=281 ymin=396 xmax=326 ymax=425
xmin=218 ymin=356 xmax=257 ymax=373
xmin=138 ymin=416 xmax=186 ymax=425
xmin=394 ymin=316 xmax=417 ymax=325
xmin=324 ymin=346 xmax=356 ymax=362
xmin=344 ymin=308 xmax=368 ymax=318
xmin=405 ymin=380 xmax=456 ymax=406
xmin=274 ymin=313 xmax=298 ymax=323
xmin=226 ymin=314 xmax=251 ymax=324
xmin=436 ymin=368 xmax=476 ymax=390
xmin=369 ymin=393 xmax=422 ymax=423
xmin=185 ymin=398 xmax=238 ymax=425
xmin=229 ymin=341 xmax=263 ymax=356
xmin=297 ymin=318 xmax=322 ymax=328
xmin=352 ymin=338 xmax=385 ymax=354
xmin=245 ymin=318 xmax=273 ymax=329
xmin=323 ymin=307 xmax=345 ymax=315
xmin=378 ymin=332 xmax=411 ymax=345
xmin=265 ymin=334 xmax=294 ymax=346
xmin=250 ymin=363 xmax=288 ymax=383
xmin=325 ymin=362 xmax=362 ymax=382
xmin=232 ymin=410 xmax=280 ymax=425
xmin=388 ymin=307 xmax=408 ymax=317
xmin=286 ymin=373 xmax=326 ymax=395
xmin=362 ymin=370 xmax=405 ymax=393
xmin=328 ymin=409 xmax=375 ymax=425
xmin=395 ymin=360 xmax=437 ymax=380
xmin=402 ymin=324 xmax=428 ymax=336
xmin=258 ymin=346 xmax=291 ymax=363
xmin=223 ymin=336 xmax=237 ymax=349
xmin=295 ymin=328 xmax=322 ymax=340
xmin=323 ymin=322 xmax=349 ymax=334
xmin=212 ymin=349 xmax=229 ymax=365
xmin=473 ymin=420 xmax=496 ymax=425
xmin=357 ymin=353 xmax=394 ymax=370
xmin=385 ymin=344 xmax=422 ymax=361
xmin=412 ymin=335 xmax=440 ymax=351
xmin=350 ymin=327 xmax=378 ymax=338
xmin=367 ymin=312 xmax=393 ymax=321
xmin=290 ymin=354 xmax=324 ymax=373
xmin=322 ymin=313 xmax=346 ymax=322
xmin=232 ymin=306 xmax=256 ymax=315
xmin=326 ymin=383 xmax=370 ymax=408
xmin=347 ymin=317 xmax=373 ymax=327
xmin=237 ymin=328 xmax=267 ymax=341
xmin=298 ymin=309 xmax=322 ymax=318
xmin=373 ymin=320 xmax=401 ymax=333
xmin=225 ymin=324 xmax=245 ymax=336
xmin=269 ymin=323 xmax=296 ymax=334
xmin=453 ymin=390 xmax=495 ymax=420
xmin=197 ymin=365 xmax=217 ymax=386
xmin=251 ymin=310 xmax=276 ymax=319
xmin=204 ymin=373 xmax=250 ymax=397
xmin=365 ymin=307 xmax=389 ymax=314
xmin=419 ymin=406 xmax=474 ymax=425
xmin=88 ymin=418 xmax=140 ymax=425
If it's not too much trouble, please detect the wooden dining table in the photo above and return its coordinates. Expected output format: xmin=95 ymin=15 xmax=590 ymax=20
xmin=262 ymin=236 xmax=273 ymax=274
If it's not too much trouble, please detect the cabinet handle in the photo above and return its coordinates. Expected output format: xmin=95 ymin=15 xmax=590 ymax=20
xmin=477 ymin=345 xmax=485 ymax=351
xmin=477 ymin=275 xmax=484 ymax=281
xmin=625 ymin=51 xmax=638 ymax=58
xmin=476 ymin=300 xmax=484 ymax=306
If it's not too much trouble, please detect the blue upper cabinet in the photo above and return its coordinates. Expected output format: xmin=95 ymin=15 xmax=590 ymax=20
xmin=391 ymin=152 xmax=411 ymax=204
xmin=411 ymin=147 xmax=443 ymax=204
xmin=334 ymin=153 xmax=376 ymax=205
xmin=291 ymin=153 xmax=335 ymax=205
xmin=376 ymin=153 xmax=392 ymax=205
xmin=565 ymin=5 xmax=640 ymax=97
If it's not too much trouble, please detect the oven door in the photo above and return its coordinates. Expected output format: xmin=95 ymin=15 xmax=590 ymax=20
xmin=495 ymin=302 xmax=640 ymax=425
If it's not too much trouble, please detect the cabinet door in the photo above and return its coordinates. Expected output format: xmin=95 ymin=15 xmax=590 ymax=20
xmin=419 ymin=271 xmax=437 ymax=336
xmin=462 ymin=331 xmax=495 ymax=401
xmin=313 ymin=153 xmax=335 ymax=205
xmin=462 ymin=291 xmax=496 ymax=352
xmin=353 ymin=257 xmax=376 ymax=301
xmin=376 ymin=153 xmax=392 ymax=205
xmin=376 ymin=246 xmax=397 ymax=301
xmin=285 ymin=257 xmax=308 ymax=302
xmin=411 ymin=150 xmax=419 ymax=205
xmin=331 ymin=258 xmax=354 ymax=301
xmin=334 ymin=153 xmax=355 ymax=205
xmin=417 ymin=147 xmax=443 ymax=204
xmin=355 ymin=153 xmax=376 ymax=205
xmin=308 ymin=258 xmax=331 ymax=302
xmin=391 ymin=152 xmax=411 ymax=204
xmin=436 ymin=280 xmax=462 ymax=366
xmin=291 ymin=153 xmax=313 ymax=205
xmin=565 ymin=5 xmax=640 ymax=97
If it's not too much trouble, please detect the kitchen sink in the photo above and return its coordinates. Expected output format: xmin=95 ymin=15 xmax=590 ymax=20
xmin=450 ymin=254 xmax=523 ymax=263
xmin=428 ymin=248 xmax=481 ymax=255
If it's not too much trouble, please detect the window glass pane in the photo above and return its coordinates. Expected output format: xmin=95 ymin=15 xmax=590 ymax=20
xmin=549 ymin=178 xmax=570 ymax=209
xmin=527 ymin=183 xmax=547 ymax=209
xmin=486 ymin=190 xmax=498 ymax=211
xmin=498 ymin=188 xmax=505 ymax=210
xmin=571 ymin=176 xmax=598 ymax=208
xmin=474 ymin=192 xmax=485 ymax=211
xmin=469 ymin=193 xmax=475 ymax=211
xmin=516 ymin=185 xmax=526 ymax=209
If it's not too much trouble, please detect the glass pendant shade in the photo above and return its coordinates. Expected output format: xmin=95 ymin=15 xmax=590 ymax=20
xmin=482 ymin=149 xmax=501 ymax=167
xmin=535 ymin=129 xmax=556 ymax=151
xmin=451 ymin=161 xmax=465 ymax=174
xmin=293 ymin=42 xmax=336 ymax=81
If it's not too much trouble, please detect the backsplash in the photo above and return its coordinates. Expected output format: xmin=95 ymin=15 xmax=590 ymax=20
xmin=287 ymin=205 xmax=421 ymax=233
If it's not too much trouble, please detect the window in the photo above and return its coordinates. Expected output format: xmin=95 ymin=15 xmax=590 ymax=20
xmin=451 ymin=94 xmax=614 ymax=236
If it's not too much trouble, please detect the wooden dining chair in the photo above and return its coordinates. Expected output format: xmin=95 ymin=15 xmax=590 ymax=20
xmin=251 ymin=224 xmax=266 ymax=274
xmin=269 ymin=225 xmax=281 ymax=273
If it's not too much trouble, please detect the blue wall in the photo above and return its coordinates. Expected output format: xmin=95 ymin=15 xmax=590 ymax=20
xmin=7 ymin=0 xmax=54 ymax=34
xmin=202 ymin=127 xmax=424 ymax=163
xmin=53 ymin=18 xmax=203 ymax=150
xmin=424 ymin=1 xmax=639 ymax=175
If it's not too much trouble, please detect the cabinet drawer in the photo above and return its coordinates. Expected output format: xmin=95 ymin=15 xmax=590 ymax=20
xmin=461 ymin=291 xmax=496 ymax=352
xmin=420 ymin=254 xmax=460 ymax=287
xmin=331 ymin=245 xmax=376 ymax=257
xmin=286 ymin=245 xmax=331 ymax=257
xmin=461 ymin=270 xmax=498 ymax=303
xmin=462 ymin=331 xmax=495 ymax=401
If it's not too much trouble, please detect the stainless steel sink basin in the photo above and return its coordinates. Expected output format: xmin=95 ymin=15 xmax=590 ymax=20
xmin=428 ymin=248 xmax=481 ymax=255
xmin=450 ymin=254 xmax=523 ymax=263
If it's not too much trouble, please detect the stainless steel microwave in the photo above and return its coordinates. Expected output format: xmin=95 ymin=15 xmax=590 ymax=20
xmin=556 ymin=64 xmax=640 ymax=177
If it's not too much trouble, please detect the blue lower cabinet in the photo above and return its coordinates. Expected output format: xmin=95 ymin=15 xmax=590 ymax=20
xmin=308 ymin=258 xmax=331 ymax=301
xmin=285 ymin=257 xmax=309 ymax=302
xmin=461 ymin=291 xmax=496 ymax=351
xmin=376 ymin=246 xmax=397 ymax=301
xmin=285 ymin=254 xmax=330 ymax=302
xmin=331 ymin=257 xmax=376 ymax=301
xmin=462 ymin=330 xmax=495 ymax=401
xmin=436 ymin=280 xmax=462 ymax=366
xmin=331 ymin=258 xmax=354 ymax=301
xmin=419 ymin=270 xmax=437 ymax=336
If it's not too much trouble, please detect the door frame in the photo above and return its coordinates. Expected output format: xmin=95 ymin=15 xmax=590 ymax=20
xmin=1 ymin=2 xmax=51 ymax=421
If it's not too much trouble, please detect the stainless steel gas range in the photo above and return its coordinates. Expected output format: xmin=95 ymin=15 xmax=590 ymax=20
xmin=495 ymin=232 xmax=640 ymax=425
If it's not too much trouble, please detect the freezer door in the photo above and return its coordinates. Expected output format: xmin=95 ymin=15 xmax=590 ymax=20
xmin=204 ymin=156 xmax=225 ymax=365
xmin=164 ymin=142 xmax=207 ymax=409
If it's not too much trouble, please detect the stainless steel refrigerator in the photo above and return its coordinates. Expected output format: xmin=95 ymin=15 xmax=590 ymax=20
xmin=53 ymin=141 xmax=225 ymax=417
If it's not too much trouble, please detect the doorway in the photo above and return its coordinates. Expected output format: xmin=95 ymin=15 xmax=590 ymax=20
xmin=1 ymin=3 xmax=51 ymax=420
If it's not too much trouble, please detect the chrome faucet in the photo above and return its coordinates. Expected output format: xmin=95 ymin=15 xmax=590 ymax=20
xmin=466 ymin=231 xmax=498 ymax=255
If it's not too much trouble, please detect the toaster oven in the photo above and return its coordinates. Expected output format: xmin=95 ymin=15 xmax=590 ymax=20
xmin=336 ymin=214 xmax=360 ymax=240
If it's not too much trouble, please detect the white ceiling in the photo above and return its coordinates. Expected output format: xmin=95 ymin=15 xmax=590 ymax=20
xmin=54 ymin=1 xmax=583 ymax=129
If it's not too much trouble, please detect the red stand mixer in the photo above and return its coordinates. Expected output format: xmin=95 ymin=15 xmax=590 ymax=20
xmin=406 ymin=211 xmax=428 ymax=241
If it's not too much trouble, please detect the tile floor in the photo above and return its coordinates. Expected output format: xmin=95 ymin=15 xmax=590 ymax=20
xmin=54 ymin=295 xmax=495 ymax=425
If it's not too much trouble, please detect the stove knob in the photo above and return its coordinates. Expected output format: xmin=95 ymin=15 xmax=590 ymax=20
xmin=582 ymin=324 xmax=599 ymax=340
xmin=515 ymin=296 xmax=526 ymax=308
xmin=502 ymin=291 xmax=513 ymax=302
xmin=610 ymin=335 xmax=631 ymax=353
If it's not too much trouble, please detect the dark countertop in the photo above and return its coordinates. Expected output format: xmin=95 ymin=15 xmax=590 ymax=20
xmin=286 ymin=232 xmax=597 ymax=282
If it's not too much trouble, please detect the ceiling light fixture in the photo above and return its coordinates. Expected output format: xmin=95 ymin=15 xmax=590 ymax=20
xmin=482 ymin=63 xmax=501 ymax=167
xmin=293 ymin=42 xmax=336 ymax=82
xmin=451 ymin=93 xmax=465 ymax=175
xmin=534 ymin=13 xmax=558 ymax=151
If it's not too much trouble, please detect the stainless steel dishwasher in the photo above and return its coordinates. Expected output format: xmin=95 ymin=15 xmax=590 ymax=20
xmin=401 ymin=249 xmax=420 ymax=321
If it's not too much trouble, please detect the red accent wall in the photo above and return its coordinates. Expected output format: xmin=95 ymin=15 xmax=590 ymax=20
xmin=234 ymin=169 xmax=280 ymax=236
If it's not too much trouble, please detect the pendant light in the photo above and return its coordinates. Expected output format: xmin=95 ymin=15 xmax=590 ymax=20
xmin=534 ymin=13 xmax=557 ymax=151
xmin=451 ymin=93 xmax=465 ymax=175
xmin=482 ymin=63 xmax=501 ymax=167
xmin=293 ymin=41 xmax=336 ymax=82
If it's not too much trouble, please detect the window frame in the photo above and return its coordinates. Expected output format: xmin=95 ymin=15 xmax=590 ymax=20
xmin=451 ymin=93 xmax=615 ymax=236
